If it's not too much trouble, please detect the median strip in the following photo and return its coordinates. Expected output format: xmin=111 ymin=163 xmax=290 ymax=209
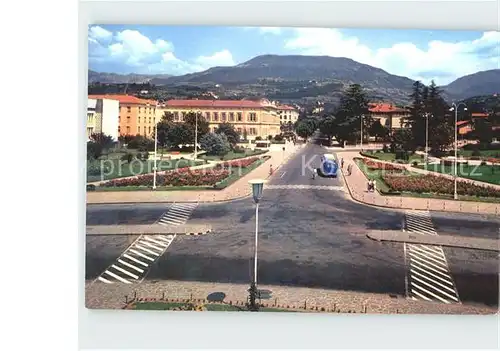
xmin=86 ymin=224 xmax=212 ymax=236
xmin=367 ymin=230 xmax=499 ymax=252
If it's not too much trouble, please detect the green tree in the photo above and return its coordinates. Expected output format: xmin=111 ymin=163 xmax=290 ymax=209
xmin=333 ymin=84 xmax=372 ymax=145
xmin=319 ymin=115 xmax=337 ymax=144
xmin=155 ymin=112 xmax=175 ymax=156
xmin=166 ymin=124 xmax=192 ymax=148
xmin=425 ymin=81 xmax=453 ymax=153
xmin=295 ymin=120 xmax=315 ymax=140
xmin=86 ymin=141 xmax=103 ymax=160
xmin=369 ymin=120 xmax=390 ymax=142
xmin=405 ymin=80 xmax=426 ymax=147
xmin=215 ymin=123 xmax=240 ymax=146
xmin=473 ymin=119 xmax=493 ymax=145
xmin=183 ymin=111 xmax=210 ymax=144
xmin=390 ymin=129 xmax=415 ymax=153
xmin=200 ymin=132 xmax=231 ymax=156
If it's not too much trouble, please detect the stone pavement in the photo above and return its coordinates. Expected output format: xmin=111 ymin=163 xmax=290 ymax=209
xmin=337 ymin=151 xmax=500 ymax=215
xmin=367 ymin=230 xmax=499 ymax=252
xmin=85 ymin=279 xmax=497 ymax=314
xmin=86 ymin=144 xmax=303 ymax=204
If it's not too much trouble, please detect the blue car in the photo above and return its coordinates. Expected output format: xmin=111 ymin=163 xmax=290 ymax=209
xmin=319 ymin=153 xmax=338 ymax=178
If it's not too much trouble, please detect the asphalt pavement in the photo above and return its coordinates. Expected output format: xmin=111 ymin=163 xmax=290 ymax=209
xmin=85 ymin=142 xmax=499 ymax=308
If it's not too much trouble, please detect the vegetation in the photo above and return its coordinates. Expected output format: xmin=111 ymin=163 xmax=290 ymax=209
xmin=200 ymin=132 xmax=231 ymax=157
xmin=415 ymin=163 xmax=500 ymax=185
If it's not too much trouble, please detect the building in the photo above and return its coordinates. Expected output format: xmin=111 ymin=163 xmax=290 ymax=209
xmin=277 ymin=104 xmax=299 ymax=125
xmin=456 ymin=120 xmax=473 ymax=135
xmin=157 ymin=98 xmax=281 ymax=139
xmin=368 ymin=103 xmax=410 ymax=131
xmin=86 ymin=98 xmax=119 ymax=141
xmin=88 ymin=94 xmax=158 ymax=137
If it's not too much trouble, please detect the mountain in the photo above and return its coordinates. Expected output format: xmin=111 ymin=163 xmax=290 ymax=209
xmin=442 ymin=69 xmax=500 ymax=101
xmin=148 ymin=55 xmax=416 ymax=104
xmin=88 ymin=70 xmax=173 ymax=84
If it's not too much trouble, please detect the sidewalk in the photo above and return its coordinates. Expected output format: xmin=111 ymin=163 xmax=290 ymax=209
xmin=86 ymin=144 xmax=303 ymax=204
xmin=85 ymin=279 xmax=497 ymax=314
xmin=338 ymin=151 xmax=500 ymax=215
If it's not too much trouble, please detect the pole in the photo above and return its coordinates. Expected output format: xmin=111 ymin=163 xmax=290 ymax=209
xmin=254 ymin=202 xmax=259 ymax=285
xmin=194 ymin=112 xmax=198 ymax=160
xmin=360 ymin=115 xmax=363 ymax=151
xmin=153 ymin=120 xmax=157 ymax=190
xmin=454 ymin=105 xmax=458 ymax=200
xmin=425 ymin=113 xmax=429 ymax=164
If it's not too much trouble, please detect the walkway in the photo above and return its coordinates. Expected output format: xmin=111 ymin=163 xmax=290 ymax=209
xmin=337 ymin=151 xmax=500 ymax=215
xmin=86 ymin=144 xmax=303 ymax=204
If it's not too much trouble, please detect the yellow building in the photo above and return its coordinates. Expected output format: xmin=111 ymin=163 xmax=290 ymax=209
xmin=277 ymin=104 xmax=299 ymax=125
xmin=368 ymin=103 xmax=410 ymax=132
xmin=157 ymin=99 xmax=281 ymax=139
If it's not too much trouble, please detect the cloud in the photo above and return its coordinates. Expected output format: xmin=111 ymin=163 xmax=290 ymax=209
xmin=88 ymin=26 xmax=235 ymax=75
xmin=284 ymin=28 xmax=500 ymax=85
xmin=242 ymin=26 xmax=283 ymax=35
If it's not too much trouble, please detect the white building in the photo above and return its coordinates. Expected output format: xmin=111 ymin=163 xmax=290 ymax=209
xmin=87 ymin=98 xmax=119 ymax=141
xmin=277 ymin=104 xmax=299 ymax=125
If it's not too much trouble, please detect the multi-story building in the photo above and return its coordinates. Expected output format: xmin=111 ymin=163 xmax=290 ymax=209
xmin=368 ymin=103 xmax=410 ymax=132
xmin=88 ymin=94 xmax=158 ymax=137
xmin=86 ymin=98 xmax=119 ymax=141
xmin=157 ymin=99 xmax=281 ymax=139
xmin=277 ymin=104 xmax=299 ymax=125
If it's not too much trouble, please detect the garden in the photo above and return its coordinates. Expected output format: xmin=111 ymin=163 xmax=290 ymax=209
xmin=413 ymin=163 xmax=500 ymax=186
xmin=92 ymin=156 xmax=269 ymax=191
xmin=200 ymin=147 xmax=267 ymax=161
xmin=355 ymin=157 xmax=500 ymax=200
xmin=360 ymin=149 xmax=424 ymax=163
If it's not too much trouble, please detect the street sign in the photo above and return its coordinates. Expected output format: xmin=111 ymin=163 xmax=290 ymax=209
xmin=257 ymin=289 xmax=273 ymax=300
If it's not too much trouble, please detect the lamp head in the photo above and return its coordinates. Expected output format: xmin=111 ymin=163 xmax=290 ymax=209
xmin=463 ymin=107 xmax=468 ymax=111
xmin=248 ymin=179 xmax=265 ymax=204
xmin=449 ymin=107 xmax=454 ymax=111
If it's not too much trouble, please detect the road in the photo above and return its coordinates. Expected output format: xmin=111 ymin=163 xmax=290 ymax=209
xmin=86 ymin=142 xmax=499 ymax=307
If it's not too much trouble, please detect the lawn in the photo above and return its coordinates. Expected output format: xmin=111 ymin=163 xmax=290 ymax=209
xmin=87 ymin=158 xmax=203 ymax=182
xmin=361 ymin=151 xmax=423 ymax=163
xmin=213 ymin=157 xmax=268 ymax=189
xmin=414 ymin=164 xmax=500 ymax=185
xmin=131 ymin=301 xmax=297 ymax=312
xmin=201 ymin=148 xmax=267 ymax=161
xmin=458 ymin=149 xmax=500 ymax=158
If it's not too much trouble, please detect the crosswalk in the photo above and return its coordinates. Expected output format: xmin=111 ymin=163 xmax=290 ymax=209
xmin=266 ymin=184 xmax=343 ymax=191
xmin=95 ymin=202 xmax=198 ymax=284
xmin=404 ymin=210 xmax=460 ymax=304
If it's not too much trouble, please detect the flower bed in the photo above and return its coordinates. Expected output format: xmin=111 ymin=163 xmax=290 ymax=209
xmin=360 ymin=158 xmax=405 ymax=172
xmin=100 ymin=168 xmax=230 ymax=187
xmin=382 ymin=174 xmax=500 ymax=198
xmin=215 ymin=157 xmax=260 ymax=169
xmin=486 ymin=158 xmax=500 ymax=165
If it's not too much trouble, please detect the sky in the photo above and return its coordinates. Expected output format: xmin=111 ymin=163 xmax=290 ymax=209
xmin=88 ymin=25 xmax=499 ymax=86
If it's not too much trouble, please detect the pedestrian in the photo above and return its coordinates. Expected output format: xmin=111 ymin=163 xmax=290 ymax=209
xmin=312 ymin=168 xmax=316 ymax=179
xmin=269 ymin=164 xmax=273 ymax=176
xmin=373 ymin=179 xmax=377 ymax=192
xmin=367 ymin=179 xmax=372 ymax=192
xmin=341 ymin=158 xmax=344 ymax=169
xmin=347 ymin=164 xmax=352 ymax=176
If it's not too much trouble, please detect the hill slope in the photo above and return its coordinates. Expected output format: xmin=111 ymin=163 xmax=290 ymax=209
xmin=442 ymin=69 xmax=500 ymax=101
xmin=88 ymin=70 xmax=172 ymax=84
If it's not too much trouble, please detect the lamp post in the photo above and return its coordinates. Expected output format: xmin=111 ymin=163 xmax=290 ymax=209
xmin=360 ymin=114 xmax=364 ymax=151
xmin=193 ymin=111 xmax=200 ymax=160
xmin=424 ymin=112 xmax=430 ymax=164
xmin=449 ymin=102 xmax=467 ymax=200
xmin=153 ymin=119 xmax=158 ymax=190
xmin=248 ymin=179 xmax=265 ymax=311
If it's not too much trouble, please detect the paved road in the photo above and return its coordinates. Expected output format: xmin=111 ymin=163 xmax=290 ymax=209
xmin=86 ymin=142 xmax=499 ymax=307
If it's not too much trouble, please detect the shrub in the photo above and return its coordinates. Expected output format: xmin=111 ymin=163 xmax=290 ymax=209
xmin=121 ymin=153 xmax=134 ymax=163
xmin=86 ymin=184 xmax=96 ymax=191
xmin=233 ymin=146 xmax=245 ymax=154
xmin=472 ymin=150 xmax=481 ymax=157
xmin=395 ymin=150 xmax=409 ymax=161
xmin=361 ymin=158 xmax=405 ymax=172
xmin=200 ymin=132 xmax=231 ymax=156
xmin=382 ymin=144 xmax=389 ymax=153
xmin=481 ymin=160 xmax=487 ymax=166
xmin=412 ymin=161 xmax=418 ymax=167
xmin=274 ymin=134 xmax=283 ymax=142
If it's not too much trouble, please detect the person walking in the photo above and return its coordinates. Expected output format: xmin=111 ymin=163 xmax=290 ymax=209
xmin=341 ymin=158 xmax=344 ymax=169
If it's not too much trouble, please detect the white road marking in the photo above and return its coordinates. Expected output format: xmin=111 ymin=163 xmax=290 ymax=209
xmin=103 ymin=270 xmax=131 ymax=284
xmin=135 ymin=244 xmax=160 ymax=256
xmin=280 ymin=171 xmax=286 ymax=178
xmin=97 ymin=276 xmax=113 ymax=284
xmin=111 ymin=264 xmax=139 ymax=280
xmin=404 ymin=210 xmax=460 ymax=304
xmin=129 ymin=249 xmax=154 ymax=261
xmin=123 ymin=254 xmax=148 ymax=267
xmin=118 ymin=259 xmax=144 ymax=273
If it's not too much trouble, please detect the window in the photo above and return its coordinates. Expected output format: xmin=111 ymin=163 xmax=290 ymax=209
xmin=174 ymin=112 xmax=179 ymax=121
xmin=126 ymin=126 xmax=130 ymax=133
xmin=250 ymin=128 xmax=257 ymax=135
xmin=118 ymin=116 xmax=121 ymax=122
xmin=205 ymin=112 xmax=211 ymax=120
xmin=138 ymin=116 xmax=141 ymax=123
xmin=127 ymin=116 xmax=130 ymax=124
xmin=139 ymin=107 xmax=141 ymax=113
xmin=237 ymin=128 xmax=242 ymax=134
xmin=249 ymin=112 xmax=257 ymax=122
xmin=127 ymin=106 xmax=131 ymax=113
xmin=138 ymin=126 xmax=141 ymax=133
xmin=229 ymin=112 xmax=235 ymax=121
xmin=149 ymin=117 xmax=151 ymax=123
xmin=213 ymin=112 xmax=219 ymax=121
xmin=148 ymin=126 xmax=151 ymax=134
xmin=118 ymin=126 xmax=121 ymax=133
xmin=221 ymin=112 xmax=227 ymax=122
xmin=181 ymin=111 xmax=187 ymax=121
xmin=237 ymin=112 xmax=242 ymax=121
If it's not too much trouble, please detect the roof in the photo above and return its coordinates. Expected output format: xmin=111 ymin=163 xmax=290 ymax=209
xmin=88 ymin=94 xmax=157 ymax=105
xmin=163 ymin=99 xmax=276 ymax=109
xmin=87 ymin=99 xmax=97 ymax=109
xmin=471 ymin=112 xmax=489 ymax=118
xmin=277 ymin=104 xmax=296 ymax=111
xmin=456 ymin=120 xmax=471 ymax=126
xmin=369 ymin=103 xmax=407 ymax=113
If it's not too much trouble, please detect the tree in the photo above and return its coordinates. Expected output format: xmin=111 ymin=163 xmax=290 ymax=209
xmin=425 ymin=81 xmax=453 ymax=153
xmin=406 ymin=80 xmax=426 ymax=146
xmin=473 ymin=119 xmax=493 ymax=145
xmin=333 ymin=84 xmax=372 ymax=145
xmin=215 ymin=123 xmax=240 ymax=146
xmin=166 ymin=124 xmax=192 ymax=148
xmin=87 ymin=141 xmax=103 ymax=161
xmin=242 ymin=128 xmax=248 ymax=141
xmin=155 ymin=112 xmax=175 ymax=155
xmin=200 ymin=132 xmax=231 ymax=156
xmin=118 ymin=134 xmax=134 ymax=146
xmin=127 ymin=135 xmax=154 ymax=151
xmin=183 ymin=112 xmax=210 ymax=144
xmin=390 ymin=129 xmax=415 ymax=154
xmin=89 ymin=132 xmax=115 ymax=150
xmin=319 ymin=115 xmax=337 ymax=144
xmin=295 ymin=119 xmax=315 ymax=140
xmin=369 ymin=120 xmax=390 ymax=142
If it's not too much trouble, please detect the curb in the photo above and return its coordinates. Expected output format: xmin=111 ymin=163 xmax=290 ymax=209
xmin=340 ymin=158 xmax=499 ymax=215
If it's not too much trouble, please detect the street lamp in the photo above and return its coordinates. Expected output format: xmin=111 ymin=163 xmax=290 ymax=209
xmin=248 ymin=179 xmax=265 ymax=311
xmin=193 ymin=111 xmax=200 ymax=160
xmin=449 ymin=102 xmax=467 ymax=200
xmin=360 ymin=114 xmax=364 ymax=151
xmin=424 ymin=112 xmax=430 ymax=164
xmin=153 ymin=119 xmax=158 ymax=190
